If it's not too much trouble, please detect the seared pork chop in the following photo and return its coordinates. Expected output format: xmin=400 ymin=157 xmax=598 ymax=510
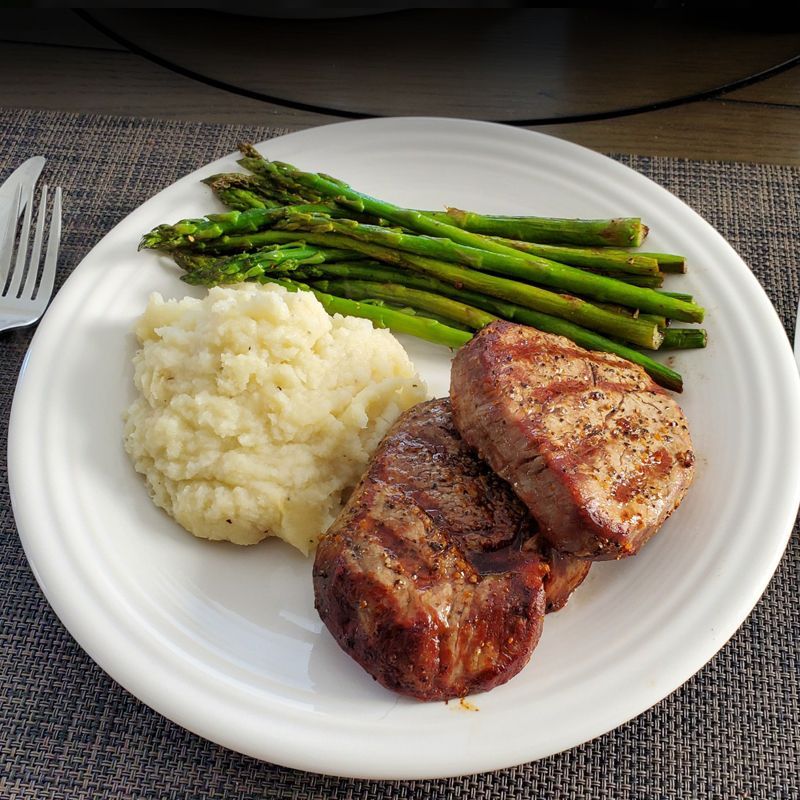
xmin=313 ymin=398 xmax=587 ymax=701
xmin=450 ymin=321 xmax=695 ymax=560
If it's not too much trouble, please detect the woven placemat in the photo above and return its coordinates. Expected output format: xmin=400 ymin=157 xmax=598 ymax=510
xmin=0 ymin=107 xmax=797 ymax=800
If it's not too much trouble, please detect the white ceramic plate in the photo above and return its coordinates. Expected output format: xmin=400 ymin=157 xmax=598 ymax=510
xmin=9 ymin=118 xmax=800 ymax=780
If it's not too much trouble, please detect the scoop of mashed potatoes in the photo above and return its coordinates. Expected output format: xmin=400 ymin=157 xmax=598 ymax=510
xmin=123 ymin=283 xmax=428 ymax=554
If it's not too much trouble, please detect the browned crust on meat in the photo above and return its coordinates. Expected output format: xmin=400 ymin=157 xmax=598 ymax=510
xmin=314 ymin=398 xmax=581 ymax=701
xmin=450 ymin=321 xmax=695 ymax=560
xmin=533 ymin=533 xmax=592 ymax=612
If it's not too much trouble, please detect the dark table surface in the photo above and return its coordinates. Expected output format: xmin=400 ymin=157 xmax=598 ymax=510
xmin=1 ymin=9 xmax=800 ymax=164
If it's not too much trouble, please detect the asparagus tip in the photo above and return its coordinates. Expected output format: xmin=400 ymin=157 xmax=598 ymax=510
xmin=238 ymin=142 xmax=262 ymax=160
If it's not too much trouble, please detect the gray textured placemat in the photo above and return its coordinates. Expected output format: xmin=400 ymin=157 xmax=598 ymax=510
xmin=0 ymin=107 xmax=797 ymax=800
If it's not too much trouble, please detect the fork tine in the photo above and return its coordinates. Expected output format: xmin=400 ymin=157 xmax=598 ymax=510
xmin=6 ymin=181 xmax=36 ymax=298
xmin=21 ymin=185 xmax=48 ymax=301
xmin=34 ymin=186 xmax=61 ymax=305
xmin=0 ymin=186 xmax=22 ymax=289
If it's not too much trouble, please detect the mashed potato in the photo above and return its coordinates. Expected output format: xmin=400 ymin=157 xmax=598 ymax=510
xmin=123 ymin=283 xmax=428 ymax=554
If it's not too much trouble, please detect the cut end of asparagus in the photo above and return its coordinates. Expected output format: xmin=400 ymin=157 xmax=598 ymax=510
xmin=599 ymin=219 xmax=648 ymax=247
xmin=640 ymin=251 xmax=687 ymax=273
xmin=660 ymin=328 xmax=708 ymax=350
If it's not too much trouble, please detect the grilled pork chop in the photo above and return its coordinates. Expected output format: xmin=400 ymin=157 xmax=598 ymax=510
xmin=313 ymin=398 xmax=588 ymax=701
xmin=450 ymin=321 xmax=695 ymax=560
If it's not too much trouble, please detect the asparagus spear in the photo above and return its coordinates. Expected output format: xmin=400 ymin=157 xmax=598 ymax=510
xmin=294 ymin=262 xmax=667 ymax=337
xmin=239 ymin=147 xmax=649 ymax=247
xmin=209 ymin=183 xmax=279 ymax=211
xmin=150 ymin=164 xmax=698 ymax=321
xmin=659 ymin=328 xmax=707 ymax=349
xmin=173 ymin=251 xmax=681 ymax=390
xmin=179 ymin=229 xmax=663 ymax=348
xmin=212 ymin=176 xmax=684 ymax=281
xmin=290 ymin=261 xmax=447 ymax=287
xmin=493 ymin=238 xmax=660 ymax=276
xmin=174 ymin=244 xmax=338 ymax=284
xmin=239 ymin=148 xmax=687 ymax=277
xmin=638 ymin=312 xmax=668 ymax=328
xmin=658 ymin=289 xmax=694 ymax=302
xmin=314 ymin=279 xmax=498 ymax=331
xmin=139 ymin=205 xmax=331 ymax=250
xmin=207 ymin=171 xmax=390 ymax=226
xmin=234 ymin=165 xmax=663 ymax=278
xmin=140 ymin=204 xmax=381 ymax=251
xmin=206 ymin=170 xmax=323 ymax=207
xmin=505 ymin=242 xmax=688 ymax=276
xmin=588 ymin=272 xmax=663 ymax=288
xmin=593 ymin=302 xmax=640 ymax=318
xmin=370 ymin=300 xmax=475 ymax=331
xmin=142 ymin=150 xmax=699 ymax=387
xmin=196 ymin=232 xmax=659 ymax=287
xmin=275 ymin=211 xmax=702 ymax=323
xmin=288 ymin=263 xmax=682 ymax=388
xmin=640 ymin=251 xmax=687 ymax=273
xmin=308 ymin=274 xmax=682 ymax=391
xmin=270 ymin=277 xmax=472 ymax=349
xmin=574 ymin=303 xmax=667 ymax=329
xmin=258 ymin=158 xmax=653 ymax=265
xmin=180 ymin=229 xmax=355 ymax=253
xmin=424 ymin=209 xmax=648 ymax=247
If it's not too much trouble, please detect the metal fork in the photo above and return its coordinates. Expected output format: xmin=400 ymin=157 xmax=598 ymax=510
xmin=0 ymin=182 xmax=62 ymax=332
